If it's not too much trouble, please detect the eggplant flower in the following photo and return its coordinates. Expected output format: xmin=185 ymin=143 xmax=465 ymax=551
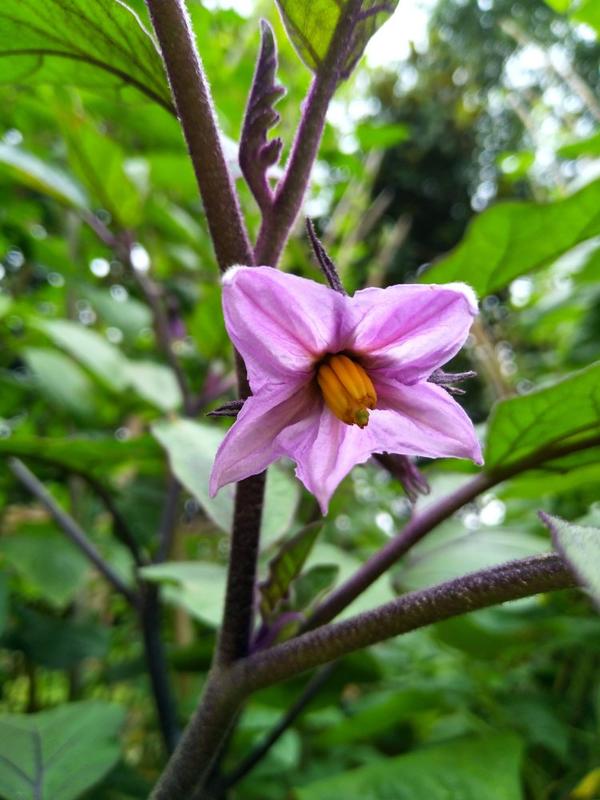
xmin=210 ymin=267 xmax=482 ymax=513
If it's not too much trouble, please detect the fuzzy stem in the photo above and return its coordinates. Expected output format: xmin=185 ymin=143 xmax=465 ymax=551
xmin=305 ymin=433 xmax=600 ymax=629
xmin=149 ymin=670 xmax=246 ymax=800
xmin=216 ymin=472 xmax=267 ymax=664
xmin=145 ymin=0 xmax=253 ymax=271
xmin=235 ymin=553 xmax=576 ymax=691
xmin=254 ymin=1 xmax=363 ymax=266
xmin=152 ymin=552 xmax=575 ymax=799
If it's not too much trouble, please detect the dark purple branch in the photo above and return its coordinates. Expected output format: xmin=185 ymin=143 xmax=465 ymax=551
xmin=8 ymin=458 xmax=138 ymax=607
xmin=145 ymin=0 xmax=254 ymax=272
xmin=154 ymin=473 xmax=181 ymax=564
xmin=254 ymin=1 xmax=364 ymax=266
xmin=216 ymin=472 xmax=267 ymax=664
xmin=140 ymin=583 xmax=180 ymax=753
xmin=304 ymin=432 xmax=600 ymax=630
xmin=239 ymin=20 xmax=285 ymax=213
xmin=217 ymin=664 xmax=337 ymax=792
xmin=235 ymin=553 xmax=576 ymax=692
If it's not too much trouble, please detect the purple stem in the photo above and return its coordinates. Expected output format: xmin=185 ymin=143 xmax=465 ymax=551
xmin=145 ymin=0 xmax=253 ymax=272
xmin=151 ymin=551 xmax=577 ymax=799
xmin=304 ymin=432 xmax=600 ymax=630
xmin=145 ymin=0 xmax=264 ymax=674
xmin=235 ymin=553 xmax=576 ymax=691
xmin=254 ymin=0 xmax=364 ymax=266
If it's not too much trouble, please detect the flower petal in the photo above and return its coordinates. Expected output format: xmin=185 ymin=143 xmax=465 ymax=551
xmin=350 ymin=283 xmax=477 ymax=383
xmin=285 ymin=407 xmax=377 ymax=515
xmin=209 ymin=383 xmax=322 ymax=495
xmin=222 ymin=266 xmax=351 ymax=392
xmin=369 ymin=379 xmax=483 ymax=464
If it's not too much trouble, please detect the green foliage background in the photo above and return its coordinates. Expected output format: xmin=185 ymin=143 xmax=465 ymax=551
xmin=0 ymin=0 xmax=599 ymax=798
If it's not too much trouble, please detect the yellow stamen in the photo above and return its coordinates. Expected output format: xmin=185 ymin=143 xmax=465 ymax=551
xmin=317 ymin=354 xmax=377 ymax=428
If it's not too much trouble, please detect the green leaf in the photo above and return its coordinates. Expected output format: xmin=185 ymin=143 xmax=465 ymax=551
xmin=572 ymin=0 xmax=600 ymax=36
xmin=0 ymin=527 xmax=89 ymax=609
xmin=292 ymin=563 xmax=339 ymax=612
xmin=395 ymin=527 xmax=547 ymax=593
xmin=541 ymin=512 xmax=600 ymax=610
xmin=35 ymin=319 xmax=129 ymax=392
xmin=0 ymin=145 xmax=88 ymax=209
xmin=305 ymin=542 xmax=395 ymax=619
xmin=24 ymin=347 xmax=96 ymax=418
xmin=8 ymin=607 xmax=110 ymax=670
xmin=0 ymin=572 xmax=9 ymax=638
xmin=81 ymin=286 xmax=152 ymax=341
xmin=0 ymin=0 xmax=172 ymax=110
xmin=293 ymin=733 xmax=524 ymax=800
xmin=0 ymin=700 xmax=124 ymax=800
xmin=140 ymin=561 xmax=227 ymax=627
xmin=355 ymin=121 xmax=410 ymax=151
xmin=558 ymin=130 xmax=600 ymax=159
xmin=422 ymin=178 xmax=600 ymax=295
xmin=124 ymin=361 xmax=182 ymax=412
xmin=0 ymin=434 xmax=161 ymax=475
xmin=485 ymin=361 xmax=600 ymax=468
xmin=259 ymin=522 xmax=323 ymax=622
xmin=276 ymin=1 xmax=398 ymax=75
xmin=151 ymin=419 xmax=299 ymax=542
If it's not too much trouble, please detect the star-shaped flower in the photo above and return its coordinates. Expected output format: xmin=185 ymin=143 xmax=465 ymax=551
xmin=210 ymin=266 xmax=482 ymax=513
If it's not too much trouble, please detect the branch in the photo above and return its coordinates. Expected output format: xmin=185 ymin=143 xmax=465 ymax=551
xmin=8 ymin=458 xmax=138 ymax=607
xmin=235 ymin=553 xmax=577 ymax=692
xmin=304 ymin=433 xmax=600 ymax=630
xmin=140 ymin=583 xmax=180 ymax=753
xmin=145 ymin=0 xmax=254 ymax=271
xmin=254 ymin=0 xmax=364 ymax=266
xmin=217 ymin=663 xmax=336 ymax=793
xmin=153 ymin=552 xmax=577 ymax=798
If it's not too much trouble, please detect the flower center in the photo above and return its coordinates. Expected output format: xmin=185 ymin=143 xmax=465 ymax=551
xmin=316 ymin=354 xmax=377 ymax=428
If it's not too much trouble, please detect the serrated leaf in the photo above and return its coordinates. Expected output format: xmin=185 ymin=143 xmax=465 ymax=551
xmin=259 ymin=522 xmax=323 ymax=622
xmin=0 ymin=0 xmax=172 ymax=111
xmin=0 ymin=700 xmax=124 ymax=800
xmin=0 ymin=145 xmax=88 ymax=209
xmin=541 ymin=512 xmax=600 ymax=610
xmin=276 ymin=1 xmax=398 ymax=75
xmin=239 ymin=19 xmax=285 ymax=209
xmin=422 ymin=178 xmax=600 ymax=295
xmin=485 ymin=361 xmax=600 ymax=468
xmin=293 ymin=733 xmax=523 ymax=800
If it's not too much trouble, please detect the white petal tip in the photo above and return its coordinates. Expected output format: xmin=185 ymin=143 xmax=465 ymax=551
xmin=222 ymin=264 xmax=250 ymax=286
xmin=444 ymin=282 xmax=479 ymax=314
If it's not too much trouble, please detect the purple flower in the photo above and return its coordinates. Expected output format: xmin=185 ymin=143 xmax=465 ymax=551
xmin=210 ymin=267 xmax=482 ymax=513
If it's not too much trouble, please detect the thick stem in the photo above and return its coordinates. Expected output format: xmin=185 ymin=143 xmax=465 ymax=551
xmin=9 ymin=458 xmax=138 ymax=607
xmin=254 ymin=1 xmax=363 ymax=266
xmin=216 ymin=472 xmax=266 ymax=665
xmin=217 ymin=663 xmax=337 ymax=793
xmin=145 ymin=0 xmax=253 ymax=272
xmin=149 ymin=671 xmax=246 ymax=800
xmin=305 ymin=433 xmax=600 ymax=629
xmin=235 ymin=553 xmax=576 ymax=692
xmin=140 ymin=584 xmax=180 ymax=753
